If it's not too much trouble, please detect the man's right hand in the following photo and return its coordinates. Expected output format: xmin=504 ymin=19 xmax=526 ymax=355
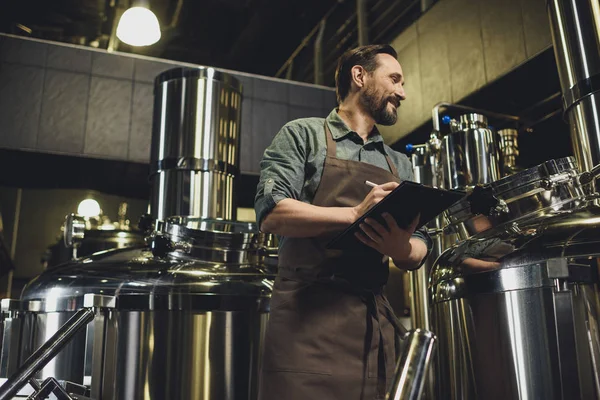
xmin=352 ymin=181 xmax=399 ymax=221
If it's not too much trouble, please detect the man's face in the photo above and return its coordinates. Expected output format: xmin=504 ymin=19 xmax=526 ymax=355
xmin=359 ymin=53 xmax=406 ymax=126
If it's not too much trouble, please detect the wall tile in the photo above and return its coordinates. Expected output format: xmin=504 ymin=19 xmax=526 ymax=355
xmin=128 ymin=83 xmax=153 ymax=162
xmin=521 ymin=0 xmax=552 ymax=57
xmin=418 ymin=0 xmax=458 ymax=33
xmin=382 ymin=40 xmax=423 ymax=143
xmin=233 ymin=74 xmax=254 ymax=99
xmin=0 ymin=36 xmax=47 ymax=66
xmin=391 ymin=23 xmax=418 ymax=53
xmin=253 ymin=78 xmax=289 ymax=103
xmin=134 ymin=59 xmax=176 ymax=84
xmin=480 ymin=0 xmax=527 ymax=82
xmin=240 ymin=98 xmax=254 ymax=173
xmin=418 ymin=22 xmax=452 ymax=119
xmin=288 ymin=83 xmax=324 ymax=108
xmin=252 ymin=100 xmax=288 ymax=169
xmin=46 ymin=45 xmax=92 ymax=73
xmin=38 ymin=70 xmax=89 ymax=153
xmin=92 ymin=52 xmax=134 ymax=80
xmin=288 ymin=106 xmax=327 ymax=122
xmin=84 ymin=77 xmax=132 ymax=158
xmin=446 ymin=0 xmax=486 ymax=102
xmin=322 ymin=89 xmax=337 ymax=109
xmin=0 ymin=63 xmax=44 ymax=149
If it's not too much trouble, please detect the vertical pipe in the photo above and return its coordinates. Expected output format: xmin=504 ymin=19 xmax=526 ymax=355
xmin=314 ymin=20 xmax=326 ymax=85
xmin=420 ymin=0 xmax=435 ymax=13
xmin=357 ymin=0 xmax=369 ymax=46
xmin=6 ymin=189 xmax=21 ymax=298
xmin=547 ymin=0 xmax=600 ymax=172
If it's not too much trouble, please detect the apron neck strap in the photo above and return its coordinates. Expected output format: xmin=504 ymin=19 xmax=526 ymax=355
xmin=324 ymin=121 xmax=399 ymax=177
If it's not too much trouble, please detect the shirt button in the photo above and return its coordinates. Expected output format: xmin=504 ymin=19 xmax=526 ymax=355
xmin=267 ymin=179 xmax=273 ymax=183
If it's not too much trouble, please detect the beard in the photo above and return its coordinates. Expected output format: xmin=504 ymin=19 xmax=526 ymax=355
xmin=359 ymin=85 xmax=398 ymax=126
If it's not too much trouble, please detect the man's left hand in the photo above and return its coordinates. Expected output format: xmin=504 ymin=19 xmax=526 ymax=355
xmin=355 ymin=213 xmax=426 ymax=269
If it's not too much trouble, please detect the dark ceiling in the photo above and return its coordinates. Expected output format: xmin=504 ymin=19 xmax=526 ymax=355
xmin=0 ymin=0 xmax=423 ymax=83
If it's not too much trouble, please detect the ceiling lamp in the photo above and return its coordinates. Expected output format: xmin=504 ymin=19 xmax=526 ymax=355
xmin=116 ymin=5 xmax=161 ymax=46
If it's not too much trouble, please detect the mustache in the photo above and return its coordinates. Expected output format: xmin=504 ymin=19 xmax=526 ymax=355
xmin=388 ymin=96 xmax=401 ymax=107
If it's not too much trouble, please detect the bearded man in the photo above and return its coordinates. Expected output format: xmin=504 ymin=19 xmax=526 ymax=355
xmin=255 ymin=44 xmax=431 ymax=400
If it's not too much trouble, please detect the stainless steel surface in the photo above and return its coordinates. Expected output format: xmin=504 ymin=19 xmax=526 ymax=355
xmin=548 ymin=0 xmax=600 ymax=172
xmin=150 ymin=67 xmax=242 ymax=221
xmin=567 ymin=93 xmax=600 ymax=175
xmin=0 ymin=308 xmax=95 ymax=400
xmin=431 ymin=102 xmax=519 ymax=132
xmin=63 ymin=214 xmax=85 ymax=249
xmin=445 ymin=157 xmax=584 ymax=239
xmin=498 ymin=128 xmax=519 ymax=175
xmin=15 ymin=240 xmax=273 ymax=399
xmin=441 ymin=114 xmax=501 ymax=190
xmin=430 ymin=205 xmax=600 ymax=399
xmin=386 ymin=329 xmax=436 ymax=400
xmin=101 ymin=307 xmax=268 ymax=400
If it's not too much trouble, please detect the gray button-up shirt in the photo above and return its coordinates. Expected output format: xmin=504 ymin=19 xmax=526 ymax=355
xmin=255 ymin=108 xmax=430 ymax=248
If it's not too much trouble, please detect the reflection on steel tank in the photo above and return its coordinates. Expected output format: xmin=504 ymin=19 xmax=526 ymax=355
xmin=42 ymin=201 xmax=145 ymax=269
xmin=0 ymin=67 xmax=275 ymax=400
xmin=420 ymin=0 xmax=600 ymax=397
xmin=150 ymin=67 xmax=242 ymax=222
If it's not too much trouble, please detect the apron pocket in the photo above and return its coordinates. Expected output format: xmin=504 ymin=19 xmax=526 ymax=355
xmin=262 ymin=279 xmax=341 ymax=375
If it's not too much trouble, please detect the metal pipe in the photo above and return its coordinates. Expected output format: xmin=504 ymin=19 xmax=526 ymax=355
xmin=357 ymin=0 xmax=369 ymax=46
xmin=420 ymin=0 xmax=435 ymax=12
xmin=0 ymin=308 xmax=95 ymax=400
xmin=431 ymin=102 xmax=520 ymax=132
xmin=547 ymin=0 xmax=600 ymax=173
xmin=314 ymin=20 xmax=326 ymax=85
xmin=386 ymin=329 xmax=437 ymax=400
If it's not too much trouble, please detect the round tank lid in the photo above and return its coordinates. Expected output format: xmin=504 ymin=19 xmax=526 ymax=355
xmin=166 ymin=216 xmax=259 ymax=235
xmin=459 ymin=113 xmax=488 ymax=128
xmin=155 ymin=67 xmax=242 ymax=92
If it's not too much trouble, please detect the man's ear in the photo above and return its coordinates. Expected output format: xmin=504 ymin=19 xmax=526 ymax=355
xmin=350 ymin=65 xmax=366 ymax=89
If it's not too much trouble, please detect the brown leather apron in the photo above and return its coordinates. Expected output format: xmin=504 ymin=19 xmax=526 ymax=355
xmin=258 ymin=122 xmax=408 ymax=400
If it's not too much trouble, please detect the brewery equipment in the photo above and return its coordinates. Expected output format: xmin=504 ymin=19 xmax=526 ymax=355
xmin=424 ymin=0 xmax=600 ymax=398
xmin=0 ymin=66 xmax=275 ymax=400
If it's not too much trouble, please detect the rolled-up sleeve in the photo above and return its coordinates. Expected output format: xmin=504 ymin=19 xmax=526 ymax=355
xmin=254 ymin=123 xmax=309 ymax=227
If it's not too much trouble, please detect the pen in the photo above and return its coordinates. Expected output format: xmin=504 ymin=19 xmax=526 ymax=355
xmin=365 ymin=180 xmax=378 ymax=188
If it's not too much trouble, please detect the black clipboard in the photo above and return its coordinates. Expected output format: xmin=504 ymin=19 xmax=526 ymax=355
xmin=326 ymin=181 xmax=465 ymax=250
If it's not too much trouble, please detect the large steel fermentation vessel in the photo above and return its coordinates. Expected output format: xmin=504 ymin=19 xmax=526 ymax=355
xmin=421 ymin=0 xmax=600 ymax=398
xmin=0 ymin=67 xmax=275 ymax=400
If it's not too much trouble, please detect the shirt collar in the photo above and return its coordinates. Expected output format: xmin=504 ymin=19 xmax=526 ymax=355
xmin=325 ymin=108 xmax=385 ymax=144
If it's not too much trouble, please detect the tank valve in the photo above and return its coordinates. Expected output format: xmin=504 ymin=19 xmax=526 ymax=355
xmin=63 ymin=213 xmax=85 ymax=259
xmin=149 ymin=234 xmax=174 ymax=258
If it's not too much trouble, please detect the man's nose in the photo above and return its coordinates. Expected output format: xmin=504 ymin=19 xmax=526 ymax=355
xmin=396 ymin=85 xmax=406 ymax=100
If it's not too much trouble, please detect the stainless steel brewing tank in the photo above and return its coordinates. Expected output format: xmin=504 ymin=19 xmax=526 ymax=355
xmin=441 ymin=113 xmax=501 ymax=190
xmin=150 ymin=67 xmax=242 ymax=221
xmin=430 ymin=205 xmax=600 ymax=399
xmin=11 ymin=218 xmax=273 ymax=399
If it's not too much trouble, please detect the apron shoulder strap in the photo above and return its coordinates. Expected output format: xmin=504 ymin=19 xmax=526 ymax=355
xmin=325 ymin=119 xmax=400 ymax=178
xmin=324 ymin=121 xmax=337 ymax=158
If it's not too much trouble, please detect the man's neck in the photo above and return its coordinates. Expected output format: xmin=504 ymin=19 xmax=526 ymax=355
xmin=337 ymin=102 xmax=376 ymax=142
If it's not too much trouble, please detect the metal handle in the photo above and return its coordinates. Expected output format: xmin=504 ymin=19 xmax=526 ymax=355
xmin=386 ymin=329 xmax=437 ymax=400
xmin=578 ymin=163 xmax=600 ymax=186
xmin=0 ymin=308 xmax=95 ymax=400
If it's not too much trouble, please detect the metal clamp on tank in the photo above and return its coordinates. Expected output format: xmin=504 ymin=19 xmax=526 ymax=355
xmin=63 ymin=213 xmax=86 ymax=259
xmin=467 ymin=185 xmax=509 ymax=217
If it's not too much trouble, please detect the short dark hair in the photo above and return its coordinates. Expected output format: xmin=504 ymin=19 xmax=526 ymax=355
xmin=334 ymin=44 xmax=398 ymax=104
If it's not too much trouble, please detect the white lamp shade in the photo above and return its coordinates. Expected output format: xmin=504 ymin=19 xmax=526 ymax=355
xmin=116 ymin=7 xmax=161 ymax=46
